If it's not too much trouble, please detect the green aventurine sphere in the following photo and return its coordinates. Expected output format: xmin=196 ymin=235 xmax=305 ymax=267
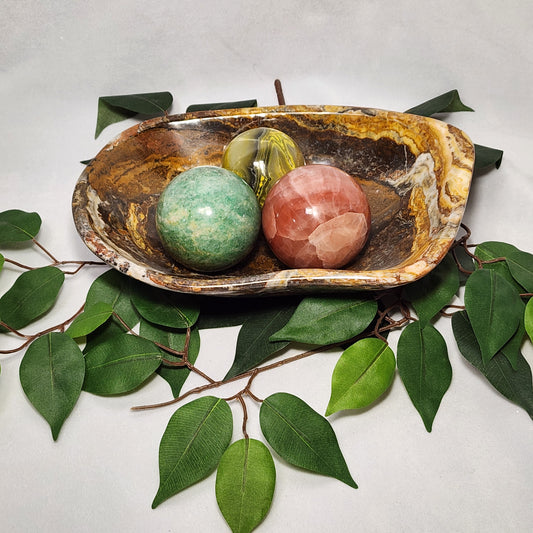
xmin=156 ymin=166 xmax=261 ymax=272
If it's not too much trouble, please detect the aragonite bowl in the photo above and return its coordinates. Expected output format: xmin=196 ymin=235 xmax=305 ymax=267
xmin=72 ymin=105 xmax=475 ymax=295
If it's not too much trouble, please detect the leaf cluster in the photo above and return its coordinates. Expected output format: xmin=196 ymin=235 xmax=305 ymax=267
xmin=0 ymin=88 xmax=529 ymax=532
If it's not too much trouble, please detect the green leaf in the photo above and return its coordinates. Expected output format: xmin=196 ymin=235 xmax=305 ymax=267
xmin=500 ymin=299 xmax=526 ymax=370
xmin=197 ymin=297 xmax=261 ymax=329
xmin=131 ymin=283 xmax=199 ymax=329
xmin=270 ymin=296 xmax=378 ymax=345
xmin=452 ymin=311 xmax=533 ymax=419
xmin=197 ymin=296 xmax=300 ymax=330
xmin=326 ymin=338 xmax=395 ymax=415
xmin=397 ymin=322 xmax=452 ymax=431
xmin=405 ymin=89 xmax=474 ymax=116
xmin=260 ymin=392 xmax=357 ymax=488
xmin=0 ymin=209 xmax=42 ymax=244
xmin=506 ymin=250 xmax=533 ymax=292
xmin=186 ymin=99 xmax=257 ymax=112
xmin=83 ymin=333 xmax=161 ymax=395
xmin=474 ymin=144 xmax=504 ymax=172
xmin=225 ymin=302 xmax=297 ymax=380
xmin=216 ymin=438 xmax=276 ymax=533
xmin=152 ymin=396 xmax=233 ymax=508
xmin=66 ymin=302 xmax=114 ymax=338
xmin=139 ymin=319 xmax=200 ymax=397
xmin=402 ymin=253 xmax=459 ymax=326
xmin=0 ymin=253 xmax=4 ymax=272
xmin=464 ymin=269 xmax=523 ymax=365
xmin=19 ymin=332 xmax=85 ymax=440
xmin=85 ymin=269 xmax=138 ymax=329
xmin=95 ymin=91 xmax=173 ymax=138
xmin=0 ymin=266 xmax=64 ymax=331
xmin=475 ymin=241 xmax=523 ymax=291
xmin=525 ymin=298 xmax=533 ymax=343
xmin=83 ymin=319 xmax=126 ymax=354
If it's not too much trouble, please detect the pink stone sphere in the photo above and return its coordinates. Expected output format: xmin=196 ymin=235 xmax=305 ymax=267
xmin=262 ymin=164 xmax=371 ymax=269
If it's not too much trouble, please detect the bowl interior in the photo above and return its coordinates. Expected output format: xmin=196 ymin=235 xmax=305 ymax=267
xmin=72 ymin=105 xmax=474 ymax=294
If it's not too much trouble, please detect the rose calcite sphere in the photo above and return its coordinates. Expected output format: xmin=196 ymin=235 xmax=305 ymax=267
xmin=156 ymin=166 xmax=261 ymax=272
xmin=221 ymin=127 xmax=305 ymax=207
xmin=262 ymin=164 xmax=371 ymax=269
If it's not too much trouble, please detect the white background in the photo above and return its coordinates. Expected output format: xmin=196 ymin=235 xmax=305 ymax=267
xmin=1 ymin=1 xmax=532 ymax=531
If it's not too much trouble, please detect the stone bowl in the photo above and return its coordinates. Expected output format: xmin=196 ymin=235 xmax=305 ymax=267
xmin=72 ymin=105 xmax=474 ymax=296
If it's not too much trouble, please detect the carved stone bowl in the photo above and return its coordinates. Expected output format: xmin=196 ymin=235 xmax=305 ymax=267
xmin=72 ymin=105 xmax=474 ymax=295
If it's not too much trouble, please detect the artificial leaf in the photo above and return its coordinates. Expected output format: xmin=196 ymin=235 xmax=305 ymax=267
xmin=83 ymin=320 xmax=126 ymax=354
xmin=397 ymin=321 xmax=452 ymax=431
xmin=525 ymin=298 xmax=533 ymax=343
xmin=216 ymin=438 xmax=275 ymax=533
xmin=186 ymin=99 xmax=257 ymax=112
xmin=452 ymin=311 xmax=533 ymax=418
xmin=475 ymin=241 xmax=523 ymax=291
xmin=464 ymin=269 xmax=523 ymax=365
xmin=197 ymin=297 xmax=263 ymax=329
xmin=95 ymin=91 xmax=173 ymax=138
xmin=326 ymin=338 xmax=395 ymax=415
xmin=19 ymin=332 xmax=85 ymax=440
xmin=85 ymin=269 xmax=138 ymax=328
xmin=500 ymin=300 xmax=526 ymax=370
xmin=66 ymin=302 xmax=114 ymax=339
xmin=83 ymin=333 xmax=161 ymax=395
xmin=506 ymin=249 xmax=533 ymax=292
xmin=139 ymin=319 xmax=200 ymax=397
xmin=225 ymin=301 xmax=297 ymax=380
xmin=131 ymin=283 xmax=199 ymax=329
xmin=473 ymin=144 xmax=504 ymax=172
xmin=94 ymin=99 xmax=135 ymax=139
xmin=260 ymin=392 xmax=357 ymax=488
xmin=402 ymin=253 xmax=459 ymax=326
xmin=0 ymin=266 xmax=64 ymax=331
xmin=0 ymin=209 xmax=42 ymax=244
xmin=152 ymin=396 xmax=233 ymax=508
xmin=405 ymin=89 xmax=474 ymax=116
xmin=270 ymin=296 xmax=377 ymax=345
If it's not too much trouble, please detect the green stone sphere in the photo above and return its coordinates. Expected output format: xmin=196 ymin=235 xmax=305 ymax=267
xmin=156 ymin=166 xmax=261 ymax=272
xmin=221 ymin=127 xmax=305 ymax=207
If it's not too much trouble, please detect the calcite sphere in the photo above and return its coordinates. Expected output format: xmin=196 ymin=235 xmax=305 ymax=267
xmin=262 ymin=164 xmax=371 ymax=269
xmin=156 ymin=166 xmax=261 ymax=272
xmin=221 ymin=127 xmax=305 ymax=207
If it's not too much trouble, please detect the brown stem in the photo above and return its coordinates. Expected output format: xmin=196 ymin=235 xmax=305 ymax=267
xmin=274 ymin=79 xmax=285 ymax=105
xmin=160 ymin=357 xmax=186 ymax=367
xmin=188 ymin=364 xmax=216 ymax=384
xmin=451 ymin=248 xmax=474 ymax=274
xmin=237 ymin=395 xmax=249 ymax=439
xmin=54 ymin=260 xmax=106 ymax=275
xmin=132 ymin=338 xmax=359 ymax=411
xmin=32 ymin=238 xmax=59 ymax=263
xmin=3 ymin=258 xmax=37 ymax=270
xmin=3 ymin=256 xmax=105 ymax=274
xmin=0 ymin=304 xmax=84 ymax=354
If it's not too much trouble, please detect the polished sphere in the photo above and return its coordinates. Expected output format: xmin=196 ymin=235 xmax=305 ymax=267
xmin=262 ymin=164 xmax=371 ymax=269
xmin=156 ymin=166 xmax=261 ymax=272
xmin=222 ymin=127 xmax=305 ymax=206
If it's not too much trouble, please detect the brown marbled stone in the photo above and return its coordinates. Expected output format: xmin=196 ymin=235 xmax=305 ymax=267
xmin=72 ymin=105 xmax=475 ymax=295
